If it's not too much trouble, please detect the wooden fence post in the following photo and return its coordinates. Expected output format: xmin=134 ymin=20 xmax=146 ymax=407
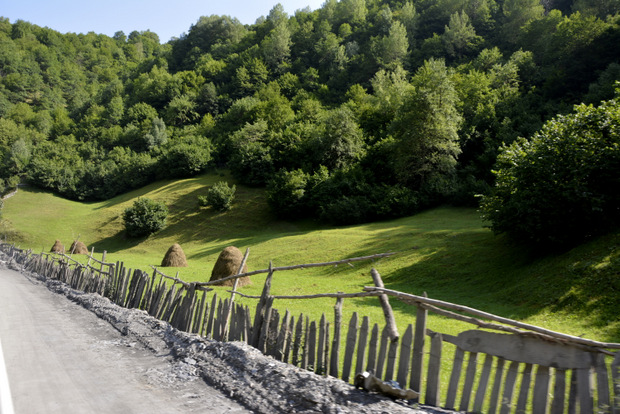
xmin=425 ymin=331 xmax=443 ymax=407
xmin=222 ymin=248 xmax=250 ymax=341
xmin=251 ymin=262 xmax=274 ymax=347
xmin=411 ymin=301 xmax=428 ymax=395
xmin=355 ymin=316 xmax=369 ymax=377
xmin=370 ymin=268 xmax=399 ymax=341
xmin=612 ymin=353 xmax=620 ymax=413
xmin=330 ymin=297 xmax=344 ymax=378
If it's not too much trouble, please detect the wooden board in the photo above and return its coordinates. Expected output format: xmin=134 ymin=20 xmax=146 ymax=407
xmin=355 ymin=316 xmax=369 ymax=377
xmin=396 ymin=325 xmax=413 ymax=388
xmin=425 ymin=331 xmax=443 ymax=407
xmin=450 ymin=330 xmax=591 ymax=369
xmin=341 ymin=312 xmax=358 ymax=382
xmin=473 ymin=354 xmax=494 ymax=413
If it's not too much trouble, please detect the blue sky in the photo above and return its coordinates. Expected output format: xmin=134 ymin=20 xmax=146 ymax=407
xmin=2 ymin=0 xmax=325 ymax=42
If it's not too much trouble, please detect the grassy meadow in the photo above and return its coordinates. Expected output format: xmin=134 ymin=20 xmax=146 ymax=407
xmin=2 ymin=173 xmax=619 ymax=346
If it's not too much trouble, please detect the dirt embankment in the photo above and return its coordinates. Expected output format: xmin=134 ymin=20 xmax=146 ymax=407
xmin=5 ymin=254 xmax=454 ymax=414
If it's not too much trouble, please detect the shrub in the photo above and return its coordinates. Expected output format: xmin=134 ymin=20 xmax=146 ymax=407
xmin=123 ymin=198 xmax=168 ymax=237
xmin=480 ymin=93 xmax=620 ymax=247
xmin=199 ymin=181 xmax=236 ymax=211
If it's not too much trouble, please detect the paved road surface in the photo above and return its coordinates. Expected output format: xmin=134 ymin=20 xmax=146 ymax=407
xmin=0 ymin=265 xmax=250 ymax=414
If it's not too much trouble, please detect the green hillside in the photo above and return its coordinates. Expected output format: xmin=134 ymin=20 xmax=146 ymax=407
xmin=2 ymin=175 xmax=618 ymax=343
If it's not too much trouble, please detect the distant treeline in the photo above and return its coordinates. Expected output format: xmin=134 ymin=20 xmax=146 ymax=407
xmin=0 ymin=0 xmax=619 ymax=224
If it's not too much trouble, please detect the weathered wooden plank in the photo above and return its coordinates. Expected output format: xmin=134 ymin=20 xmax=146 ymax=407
xmin=532 ymin=365 xmax=550 ymax=414
xmin=355 ymin=316 xmax=370 ymax=377
xmin=250 ymin=266 xmax=274 ymax=347
xmin=213 ymin=298 xmax=224 ymax=340
xmin=317 ymin=314 xmax=327 ymax=375
xmin=499 ymin=361 xmax=519 ymax=414
xmin=576 ymin=367 xmax=594 ymax=414
xmin=396 ymin=325 xmax=413 ymax=388
xmin=473 ymin=354 xmax=494 ymax=413
xmin=275 ymin=310 xmax=290 ymax=361
xmin=460 ymin=352 xmax=479 ymax=412
xmin=366 ymin=323 xmax=379 ymax=374
xmin=258 ymin=297 xmax=275 ymax=353
xmin=192 ymin=291 xmax=206 ymax=334
xmin=301 ymin=316 xmax=310 ymax=370
xmin=293 ymin=314 xmax=304 ymax=367
xmin=551 ymin=368 xmax=567 ymax=414
xmin=595 ymin=353 xmax=611 ymax=413
xmin=450 ymin=330 xmax=592 ymax=369
xmin=488 ymin=358 xmax=506 ymax=414
xmin=342 ymin=312 xmax=359 ymax=383
xmin=330 ymin=298 xmax=344 ymax=379
xmin=568 ymin=368 xmax=578 ymax=414
xmin=324 ymin=322 xmax=330 ymax=376
xmin=205 ymin=293 xmax=218 ymax=338
xmin=308 ymin=320 xmax=317 ymax=372
xmin=384 ymin=339 xmax=399 ymax=382
xmin=425 ymin=331 xmax=443 ymax=407
xmin=376 ymin=326 xmax=390 ymax=380
xmin=612 ymin=353 xmax=620 ymax=413
xmin=163 ymin=287 xmax=183 ymax=322
xmin=283 ymin=315 xmax=295 ymax=363
xmin=445 ymin=347 xmax=465 ymax=410
xmin=516 ymin=363 xmax=533 ymax=414
xmin=266 ymin=308 xmax=280 ymax=356
xmin=411 ymin=305 xmax=427 ymax=395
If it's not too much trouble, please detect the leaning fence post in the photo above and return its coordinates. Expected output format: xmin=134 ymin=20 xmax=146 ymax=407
xmin=251 ymin=261 xmax=274 ymax=347
xmin=222 ymin=248 xmax=250 ymax=341
xmin=370 ymin=268 xmax=399 ymax=341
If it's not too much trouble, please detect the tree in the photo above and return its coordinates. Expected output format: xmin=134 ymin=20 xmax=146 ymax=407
xmin=501 ymin=0 xmax=544 ymax=44
xmin=261 ymin=21 xmax=292 ymax=73
xmin=315 ymin=107 xmax=365 ymax=170
xmin=390 ymin=58 xmax=462 ymax=194
xmin=123 ymin=198 xmax=168 ymax=237
xmin=198 ymin=181 xmax=236 ymax=211
xmin=442 ymin=11 xmax=482 ymax=60
xmin=481 ymin=91 xmax=620 ymax=247
xmin=374 ymin=21 xmax=409 ymax=69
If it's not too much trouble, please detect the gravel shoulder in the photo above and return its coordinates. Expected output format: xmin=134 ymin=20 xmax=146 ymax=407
xmin=2 ymin=254 xmax=455 ymax=414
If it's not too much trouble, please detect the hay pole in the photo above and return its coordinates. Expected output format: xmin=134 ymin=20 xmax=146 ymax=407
xmin=366 ymin=287 xmax=620 ymax=350
xmin=149 ymin=265 xmax=191 ymax=289
xmin=371 ymin=269 xmax=399 ymax=341
xmin=225 ymin=290 xmax=382 ymax=300
xmin=198 ymin=252 xmax=396 ymax=287
xmin=69 ymin=234 xmax=80 ymax=258
xmin=222 ymin=248 xmax=250 ymax=341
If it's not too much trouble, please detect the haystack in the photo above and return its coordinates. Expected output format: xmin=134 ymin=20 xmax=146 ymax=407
xmin=69 ymin=240 xmax=89 ymax=254
xmin=209 ymin=246 xmax=250 ymax=287
xmin=161 ymin=243 xmax=188 ymax=267
xmin=50 ymin=239 xmax=65 ymax=254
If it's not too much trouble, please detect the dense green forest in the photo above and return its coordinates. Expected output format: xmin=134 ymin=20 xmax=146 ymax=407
xmin=1 ymin=0 xmax=619 ymax=234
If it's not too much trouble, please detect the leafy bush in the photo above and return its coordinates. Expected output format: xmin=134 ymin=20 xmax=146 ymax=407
xmin=481 ymin=93 xmax=620 ymax=247
xmin=123 ymin=198 xmax=168 ymax=237
xmin=198 ymin=181 xmax=236 ymax=211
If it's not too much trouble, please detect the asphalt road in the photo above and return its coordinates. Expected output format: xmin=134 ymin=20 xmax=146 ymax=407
xmin=0 ymin=265 xmax=250 ymax=414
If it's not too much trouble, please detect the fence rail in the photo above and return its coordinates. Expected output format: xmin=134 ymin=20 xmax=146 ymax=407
xmin=1 ymin=242 xmax=618 ymax=413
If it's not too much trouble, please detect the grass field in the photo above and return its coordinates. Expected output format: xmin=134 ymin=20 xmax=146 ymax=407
xmin=2 ymin=174 xmax=619 ymax=345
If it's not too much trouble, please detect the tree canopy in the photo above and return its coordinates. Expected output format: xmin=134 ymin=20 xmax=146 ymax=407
xmin=0 ymin=1 xmax=619 ymax=231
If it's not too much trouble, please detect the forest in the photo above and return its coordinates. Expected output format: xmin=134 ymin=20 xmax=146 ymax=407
xmin=0 ymin=0 xmax=619 ymax=245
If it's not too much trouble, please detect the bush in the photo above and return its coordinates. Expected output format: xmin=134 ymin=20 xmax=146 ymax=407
xmin=123 ymin=198 xmax=168 ymax=237
xmin=480 ymin=93 xmax=620 ymax=247
xmin=199 ymin=181 xmax=236 ymax=211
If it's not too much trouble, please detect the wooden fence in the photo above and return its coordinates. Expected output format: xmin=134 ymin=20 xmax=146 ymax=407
xmin=2 ymin=243 xmax=619 ymax=414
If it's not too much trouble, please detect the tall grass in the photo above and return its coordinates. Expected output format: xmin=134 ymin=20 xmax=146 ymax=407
xmin=2 ymin=174 xmax=619 ymax=343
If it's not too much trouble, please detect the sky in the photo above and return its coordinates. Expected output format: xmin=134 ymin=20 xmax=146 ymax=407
xmin=2 ymin=0 xmax=325 ymax=43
